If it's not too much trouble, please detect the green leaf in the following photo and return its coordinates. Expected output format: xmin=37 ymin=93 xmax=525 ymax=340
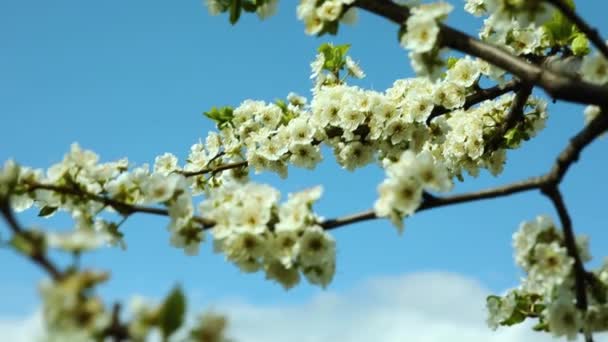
xmin=242 ymin=0 xmax=257 ymax=12
xmin=571 ymin=33 xmax=590 ymax=56
xmin=159 ymin=286 xmax=186 ymax=339
xmin=532 ymin=321 xmax=549 ymax=332
xmin=203 ymin=106 xmax=234 ymax=129
xmin=542 ymin=0 xmax=576 ymax=45
xmin=38 ymin=206 xmax=58 ymax=218
xmin=317 ymin=43 xmax=350 ymax=73
xmin=446 ymin=56 xmax=458 ymax=69
xmin=229 ymin=0 xmax=242 ymax=25
xmin=502 ymin=309 xmax=526 ymax=326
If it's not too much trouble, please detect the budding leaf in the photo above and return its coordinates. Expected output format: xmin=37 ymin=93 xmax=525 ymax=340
xmin=204 ymin=106 xmax=234 ymax=129
xmin=38 ymin=206 xmax=58 ymax=218
xmin=159 ymin=286 xmax=186 ymax=339
xmin=229 ymin=0 xmax=242 ymax=25
xmin=570 ymin=33 xmax=590 ymax=56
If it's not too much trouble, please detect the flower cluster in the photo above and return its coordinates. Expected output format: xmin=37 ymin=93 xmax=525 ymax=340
xmin=486 ymin=215 xmax=608 ymax=340
xmin=2 ymin=144 xmax=204 ymax=255
xmin=581 ymin=51 xmax=608 ymax=85
xmin=39 ymin=271 xmax=111 ymax=340
xmin=297 ymin=0 xmax=357 ymax=36
xmin=400 ymin=2 xmax=453 ymax=54
xmin=200 ymin=183 xmax=336 ymax=289
xmin=465 ymin=0 xmax=554 ymax=32
xmin=374 ymin=150 xmax=452 ymax=232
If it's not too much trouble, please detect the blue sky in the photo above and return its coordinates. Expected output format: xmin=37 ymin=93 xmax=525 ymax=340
xmin=1 ymin=0 xmax=608 ymax=340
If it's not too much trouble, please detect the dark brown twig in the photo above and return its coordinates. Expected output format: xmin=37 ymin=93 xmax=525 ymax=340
xmin=426 ymin=80 xmax=521 ymax=125
xmin=0 ymin=203 xmax=63 ymax=280
xmin=354 ymin=0 xmax=608 ymax=107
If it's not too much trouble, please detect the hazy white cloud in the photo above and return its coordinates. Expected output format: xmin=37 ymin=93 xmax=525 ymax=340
xmin=219 ymin=272 xmax=561 ymax=342
xmin=2 ymin=272 xmax=607 ymax=341
xmin=0 ymin=310 xmax=43 ymax=342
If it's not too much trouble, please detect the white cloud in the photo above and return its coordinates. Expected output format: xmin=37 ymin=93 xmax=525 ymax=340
xmin=0 ymin=310 xmax=43 ymax=342
xmin=2 ymin=272 xmax=607 ymax=342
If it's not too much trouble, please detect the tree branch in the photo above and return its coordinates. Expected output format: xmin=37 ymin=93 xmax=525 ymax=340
xmin=322 ymin=110 xmax=608 ymax=234
xmin=545 ymin=0 xmax=608 ymax=60
xmin=25 ymin=183 xmax=215 ymax=228
xmin=0 ymin=203 xmax=63 ymax=280
xmin=484 ymin=84 xmax=534 ymax=153
xmin=354 ymin=0 xmax=608 ymax=107
xmin=426 ymin=80 xmax=521 ymax=125
xmin=541 ymin=186 xmax=592 ymax=342
xmin=180 ymin=160 xmax=248 ymax=178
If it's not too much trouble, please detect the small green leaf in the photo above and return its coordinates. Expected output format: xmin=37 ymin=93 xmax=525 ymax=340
xmin=446 ymin=56 xmax=458 ymax=69
xmin=159 ymin=286 xmax=186 ymax=339
xmin=38 ymin=206 xmax=58 ymax=218
xmin=571 ymin=33 xmax=590 ymax=56
xmin=532 ymin=321 xmax=549 ymax=332
xmin=229 ymin=0 xmax=242 ymax=25
xmin=502 ymin=309 xmax=526 ymax=326
xmin=204 ymin=106 xmax=234 ymax=129
xmin=242 ymin=0 xmax=257 ymax=12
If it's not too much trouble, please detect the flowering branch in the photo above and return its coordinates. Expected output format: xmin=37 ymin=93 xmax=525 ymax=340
xmin=180 ymin=160 xmax=248 ymax=178
xmin=0 ymin=203 xmax=63 ymax=280
xmin=24 ymin=182 xmax=215 ymax=228
xmin=323 ymin=109 xmax=608 ymax=231
xmin=545 ymin=0 xmax=608 ymax=60
xmin=426 ymin=79 xmax=521 ymax=124
xmin=541 ymin=186 xmax=593 ymax=342
xmin=354 ymin=0 xmax=608 ymax=107
xmin=485 ymin=84 xmax=534 ymax=152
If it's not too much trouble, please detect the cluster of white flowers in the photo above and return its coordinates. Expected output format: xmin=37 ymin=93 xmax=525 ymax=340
xmin=200 ymin=183 xmax=335 ymax=289
xmin=39 ymin=271 xmax=110 ymax=338
xmin=581 ymin=52 xmax=608 ymax=85
xmin=486 ymin=215 xmax=608 ymax=339
xmin=437 ymin=93 xmax=546 ymax=177
xmin=465 ymin=0 xmax=554 ymax=32
xmin=400 ymin=2 xmax=453 ymax=53
xmin=0 ymin=144 xmax=204 ymax=255
xmin=374 ymin=150 xmax=452 ymax=232
xmin=297 ymin=0 xmax=357 ymax=35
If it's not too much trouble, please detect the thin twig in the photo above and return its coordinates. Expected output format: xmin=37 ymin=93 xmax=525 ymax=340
xmin=484 ymin=84 xmax=534 ymax=153
xmin=541 ymin=186 xmax=594 ymax=342
xmin=180 ymin=160 xmax=248 ymax=178
xmin=426 ymin=80 xmax=521 ymax=125
xmin=26 ymin=183 xmax=215 ymax=228
xmin=0 ymin=204 xmax=63 ymax=280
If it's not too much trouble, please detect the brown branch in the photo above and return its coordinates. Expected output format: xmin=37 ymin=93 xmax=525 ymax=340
xmin=0 ymin=203 xmax=63 ymax=280
xmin=25 ymin=183 xmax=215 ymax=228
xmin=426 ymin=80 xmax=521 ymax=125
xmin=546 ymin=0 xmax=608 ymax=60
xmin=354 ymin=0 xmax=608 ymax=107
xmin=541 ymin=186 xmax=593 ymax=342
xmin=180 ymin=160 xmax=248 ymax=178
xmin=102 ymin=302 xmax=129 ymax=342
xmin=322 ymin=109 xmax=608 ymax=231
xmin=484 ymin=84 xmax=534 ymax=153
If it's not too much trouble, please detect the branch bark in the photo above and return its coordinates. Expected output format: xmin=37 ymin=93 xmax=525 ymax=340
xmin=0 ymin=203 xmax=63 ymax=280
xmin=354 ymin=0 xmax=608 ymax=107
